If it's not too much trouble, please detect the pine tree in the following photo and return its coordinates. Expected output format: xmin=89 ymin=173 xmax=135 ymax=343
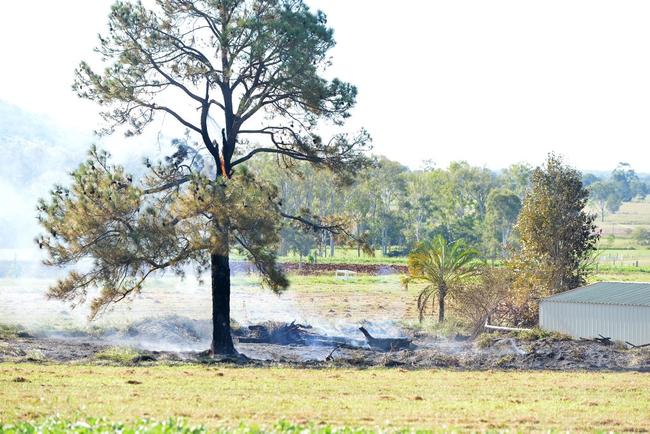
xmin=39 ymin=0 xmax=370 ymax=355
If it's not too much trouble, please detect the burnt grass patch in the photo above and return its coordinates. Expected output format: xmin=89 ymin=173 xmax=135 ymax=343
xmin=1 ymin=317 xmax=649 ymax=372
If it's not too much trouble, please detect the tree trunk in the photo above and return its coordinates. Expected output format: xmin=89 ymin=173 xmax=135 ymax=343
xmin=438 ymin=284 xmax=446 ymax=323
xmin=357 ymin=224 xmax=361 ymax=257
xmin=210 ymin=251 xmax=236 ymax=355
xmin=329 ymin=233 xmax=335 ymax=257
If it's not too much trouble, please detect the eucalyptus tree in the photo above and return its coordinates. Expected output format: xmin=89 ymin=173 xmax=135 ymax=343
xmin=484 ymin=188 xmax=521 ymax=256
xmin=366 ymin=158 xmax=408 ymax=253
xmin=259 ymin=159 xmax=349 ymax=258
xmin=344 ymin=166 xmax=375 ymax=256
xmin=499 ymin=163 xmax=532 ymax=201
xmin=611 ymin=163 xmax=643 ymax=202
xmin=446 ymin=162 xmax=497 ymax=221
xmin=401 ymin=170 xmax=437 ymax=245
xmin=589 ymin=180 xmax=616 ymax=222
xmin=516 ymin=154 xmax=599 ymax=293
xmin=39 ymin=0 xmax=370 ymax=355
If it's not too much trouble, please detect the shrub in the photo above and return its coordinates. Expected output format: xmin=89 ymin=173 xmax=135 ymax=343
xmin=402 ymin=317 xmax=470 ymax=339
xmin=454 ymin=266 xmax=518 ymax=337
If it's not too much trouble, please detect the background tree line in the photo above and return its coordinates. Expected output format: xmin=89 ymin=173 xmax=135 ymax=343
xmin=251 ymin=157 xmax=649 ymax=261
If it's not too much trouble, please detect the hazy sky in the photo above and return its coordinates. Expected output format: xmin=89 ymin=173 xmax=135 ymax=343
xmin=2 ymin=1 xmax=650 ymax=171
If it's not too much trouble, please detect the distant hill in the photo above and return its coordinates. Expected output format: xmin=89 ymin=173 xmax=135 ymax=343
xmin=0 ymin=101 xmax=90 ymax=248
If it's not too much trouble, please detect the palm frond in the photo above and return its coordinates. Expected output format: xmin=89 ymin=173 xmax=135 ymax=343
xmin=406 ymin=234 xmax=480 ymax=322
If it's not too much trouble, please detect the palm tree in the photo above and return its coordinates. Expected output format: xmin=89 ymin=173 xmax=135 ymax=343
xmin=403 ymin=234 xmax=480 ymax=323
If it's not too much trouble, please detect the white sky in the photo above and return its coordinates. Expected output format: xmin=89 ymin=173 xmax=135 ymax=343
xmin=2 ymin=1 xmax=650 ymax=171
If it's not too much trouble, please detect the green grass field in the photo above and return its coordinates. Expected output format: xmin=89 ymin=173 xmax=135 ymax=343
xmin=594 ymin=197 xmax=650 ymax=247
xmin=2 ymin=364 xmax=650 ymax=432
xmin=589 ymin=197 xmax=650 ymax=278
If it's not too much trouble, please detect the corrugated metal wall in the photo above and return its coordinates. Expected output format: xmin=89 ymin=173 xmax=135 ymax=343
xmin=540 ymin=301 xmax=650 ymax=345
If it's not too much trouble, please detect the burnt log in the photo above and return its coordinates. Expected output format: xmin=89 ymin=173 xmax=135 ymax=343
xmin=580 ymin=335 xmax=614 ymax=346
xmin=359 ymin=326 xmax=411 ymax=352
xmin=596 ymin=334 xmax=613 ymax=345
xmin=238 ymin=321 xmax=315 ymax=345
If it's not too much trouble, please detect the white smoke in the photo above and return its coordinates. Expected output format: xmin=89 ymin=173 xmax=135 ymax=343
xmin=0 ymin=102 xmax=410 ymax=356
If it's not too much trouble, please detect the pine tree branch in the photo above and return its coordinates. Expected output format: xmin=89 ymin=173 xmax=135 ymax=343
xmin=143 ymin=175 xmax=191 ymax=194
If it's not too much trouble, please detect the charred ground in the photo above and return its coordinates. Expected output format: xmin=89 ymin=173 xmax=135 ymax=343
xmin=1 ymin=268 xmax=650 ymax=371
xmin=2 ymin=316 xmax=649 ymax=372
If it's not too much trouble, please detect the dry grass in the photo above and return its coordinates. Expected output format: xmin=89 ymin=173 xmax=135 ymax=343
xmin=599 ymin=198 xmax=650 ymax=228
xmin=2 ymin=364 xmax=650 ymax=431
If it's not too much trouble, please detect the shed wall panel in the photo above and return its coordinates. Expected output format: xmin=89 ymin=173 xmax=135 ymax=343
xmin=540 ymin=302 xmax=650 ymax=345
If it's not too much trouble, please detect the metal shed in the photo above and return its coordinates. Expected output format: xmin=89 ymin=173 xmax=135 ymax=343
xmin=539 ymin=282 xmax=650 ymax=346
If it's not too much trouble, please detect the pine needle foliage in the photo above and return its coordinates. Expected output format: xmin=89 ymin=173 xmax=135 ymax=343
xmin=37 ymin=144 xmax=288 ymax=318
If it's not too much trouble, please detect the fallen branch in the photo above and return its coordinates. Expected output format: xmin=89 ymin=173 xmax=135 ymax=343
xmin=359 ymin=327 xmax=411 ymax=352
xmin=625 ymin=341 xmax=650 ymax=349
xmin=325 ymin=345 xmax=340 ymax=361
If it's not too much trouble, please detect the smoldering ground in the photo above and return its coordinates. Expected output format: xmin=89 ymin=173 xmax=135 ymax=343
xmin=2 ymin=261 xmax=650 ymax=371
xmin=0 ymin=103 xmax=426 ymax=364
xmin=0 ymin=258 xmax=416 ymax=356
